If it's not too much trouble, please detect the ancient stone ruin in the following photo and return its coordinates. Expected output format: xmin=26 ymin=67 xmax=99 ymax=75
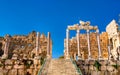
xmin=1 ymin=19 xmax=120 ymax=75
xmin=64 ymin=20 xmax=120 ymax=75
xmin=0 ymin=31 xmax=52 ymax=75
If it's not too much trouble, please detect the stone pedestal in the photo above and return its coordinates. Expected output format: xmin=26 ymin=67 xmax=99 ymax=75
xmin=1 ymin=54 xmax=8 ymax=59
xmin=65 ymin=55 xmax=70 ymax=59
xmin=107 ymin=66 xmax=114 ymax=72
xmin=101 ymin=66 xmax=107 ymax=71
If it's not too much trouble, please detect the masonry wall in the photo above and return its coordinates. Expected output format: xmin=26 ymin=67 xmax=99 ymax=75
xmin=65 ymin=32 xmax=109 ymax=59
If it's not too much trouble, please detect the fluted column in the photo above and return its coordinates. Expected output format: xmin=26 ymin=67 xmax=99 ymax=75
xmin=36 ymin=32 xmax=40 ymax=56
xmin=47 ymin=32 xmax=50 ymax=57
xmin=87 ymin=30 xmax=91 ymax=59
xmin=96 ymin=29 xmax=102 ymax=59
xmin=66 ymin=29 xmax=69 ymax=59
xmin=77 ymin=29 xmax=81 ymax=59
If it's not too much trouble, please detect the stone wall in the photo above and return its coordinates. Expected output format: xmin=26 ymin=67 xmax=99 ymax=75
xmin=0 ymin=31 xmax=52 ymax=75
xmin=0 ymin=59 xmax=40 ymax=75
xmin=77 ymin=60 xmax=120 ymax=75
xmin=100 ymin=32 xmax=109 ymax=59
xmin=65 ymin=32 xmax=109 ymax=59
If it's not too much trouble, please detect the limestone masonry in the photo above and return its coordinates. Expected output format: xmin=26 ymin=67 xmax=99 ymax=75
xmin=64 ymin=20 xmax=120 ymax=60
xmin=1 ymin=19 xmax=120 ymax=75
xmin=0 ymin=31 xmax=52 ymax=75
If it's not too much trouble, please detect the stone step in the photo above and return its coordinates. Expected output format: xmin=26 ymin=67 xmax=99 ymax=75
xmin=46 ymin=59 xmax=79 ymax=75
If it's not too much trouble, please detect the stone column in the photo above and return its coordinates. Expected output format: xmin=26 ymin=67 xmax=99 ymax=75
xmin=2 ymin=34 xmax=10 ymax=59
xmin=66 ymin=29 xmax=69 ymax=59
xmin=36 ymin=32 xmax=40 ymax=56
xmin=50 ymin=40 xmax=52 ymax=57
xmin=4 ymin=39 xmax=9 ymax=55
xmin=108 ymin=45 xmax=111 ymax=60
xmin=77 ymin=29 xmax=81 ymax=59
xmin=47 ymin=32 xmax=50 ymax=57
xmin=117 ymin=33 xmax=120 ymax=60
xmin=108 ymin=38 xmax=112 ymax=60
xmin=96 ymin=29 xmax=102 ymax=59
xmin=87 ymin=30 xmax=91 ymax=60
xmin=74 ymin=53 xmax=76 ymax=60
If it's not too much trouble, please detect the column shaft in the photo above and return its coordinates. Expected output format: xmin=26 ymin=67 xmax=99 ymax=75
xmin=87 ymin=30 xmax=91 ymax=59
xmin=36 ymin=32 xmax=40 ymax=56
xmin=96 ymin=29 xmax=102 ymax=59
xmin=4 ymin=40 xmax=9 ymax=55
xmin=108 ymin=45 xmax=111 ymax=60
xmin=74 ymin=53 xmax=76 ymax=60
xmin=47 ymin=32 xmax=50 ymax=57
xmin=77 ymin=29 xmax=81 ymax=59
xmin=2 ymin=35 xmax=10 ymax=59
xmin=66 ymin=29 xmax=69 ymax=58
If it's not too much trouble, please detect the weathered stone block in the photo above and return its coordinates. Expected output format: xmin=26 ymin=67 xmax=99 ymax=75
xmin=91 ymin=71 xmax=101 ymax=75
xmin=117 ymin=61 xmax=120 ymax=65
xmin=107 ymin=66 xmax=114 ymax=71
xmin=109 ymin=60 xmax=116 ymax=65
xmin=5 ymin=65 xmax=13 ymax=69
xmin=84 ymin=66 xmax=89 ymax=71
xmin=89 ymin=65 xmax=94 ymax=70
xmin=99 ymin=60 xmax=108 ymax=65
xmin=0 ymin=69 xmax=4 ymax=75
xmin=26 ymin=69 xmax=33 ymax=75
xmin=89 ymin=60 xmax=95 ymax=65
xmin=101 ymin=66 xmax=107 ymax=71
xmin=10 ymin=69 xmax=18 ymax=75
xmin=18 ymin=69 xmax=25 ymax=75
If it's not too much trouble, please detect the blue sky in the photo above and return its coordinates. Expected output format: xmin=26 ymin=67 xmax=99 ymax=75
xmin=0 ymin=0 xmax=120 ymax=58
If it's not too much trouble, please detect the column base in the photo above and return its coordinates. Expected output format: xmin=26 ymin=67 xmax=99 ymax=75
xmin=34 ymin=56 xmax=41 ymax=60
xmin=78 ymin=56 xmax=83 ymax=60
xmin=47 ymin=55 xmax=51 ymax=59
xmin=1 ymin=54 xmax=8 ymax=59
xmin=88 ymin=55 xmax=92 ymax=60
xmin=65 ymin=55 xmax=70 ymax=59
xmin=98 ymin=56 xmax=103 ymax=60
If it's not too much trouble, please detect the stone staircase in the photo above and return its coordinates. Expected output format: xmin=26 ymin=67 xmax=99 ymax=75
xmin=46 ymin=59 xmax=79 ymax=75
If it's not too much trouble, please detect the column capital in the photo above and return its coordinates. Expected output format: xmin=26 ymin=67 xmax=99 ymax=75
xmin=96 ymin=29 xmax=99 ymax=33
xmin=66 ymin=29 xmax=69 ymax=32
xmin=37 ymin=32 xmax=40 ymax=35
xmin=87 ymin=29 xmax=89 ymax=33
xmin=77 ymin=29 xmax=80 ymax=33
